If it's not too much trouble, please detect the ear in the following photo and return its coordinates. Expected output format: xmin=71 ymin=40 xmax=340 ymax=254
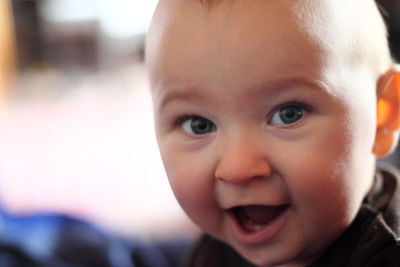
xmin=373 ymin=66 xmax=400 ymax=157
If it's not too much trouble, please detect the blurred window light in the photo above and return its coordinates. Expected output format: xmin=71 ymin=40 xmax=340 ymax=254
xmin=41 ymin=0 xmax=98 ymax=22
xmin=99 ymin=0 xmax=158 ymax=38
xmin=41 ymin=0 xmax=158 ymax=38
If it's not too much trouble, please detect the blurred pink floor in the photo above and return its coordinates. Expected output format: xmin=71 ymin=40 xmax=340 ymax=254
xmin=0 ymin=66 xmax=197 ymax=238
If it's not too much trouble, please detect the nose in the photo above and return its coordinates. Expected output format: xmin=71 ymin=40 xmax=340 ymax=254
xmin=215 ymin=133 xmax=271 ymax=185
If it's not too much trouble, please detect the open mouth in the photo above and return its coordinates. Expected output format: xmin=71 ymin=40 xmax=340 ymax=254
xmin=230 ymin=204 xmax=289 ymax=233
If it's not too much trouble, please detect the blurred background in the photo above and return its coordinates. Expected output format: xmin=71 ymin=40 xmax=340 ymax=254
xmin=0 ymin=0 xmax=399 ymax=244
xmin=0 ymin=0 xmax=197 ymax=242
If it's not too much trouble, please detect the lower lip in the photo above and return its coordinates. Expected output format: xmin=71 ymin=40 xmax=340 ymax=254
xmin=227 ymin=206 xmax=290 ymax=245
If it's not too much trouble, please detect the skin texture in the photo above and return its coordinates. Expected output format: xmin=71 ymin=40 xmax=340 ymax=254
xmin=146 ymin=0 xmax=394 ymax=266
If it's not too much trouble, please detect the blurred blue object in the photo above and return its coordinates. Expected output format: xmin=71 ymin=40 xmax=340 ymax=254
xmin=0 ymin=210 xmax=190 ymax=267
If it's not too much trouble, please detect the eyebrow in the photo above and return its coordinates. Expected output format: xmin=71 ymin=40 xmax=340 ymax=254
xmin=156 ymin=88 xmax=208 ymax=111
xmin=249 ymin=77 xmax=331 ymax=103
xmin=156 ymin=77 xmax=328 ymax=111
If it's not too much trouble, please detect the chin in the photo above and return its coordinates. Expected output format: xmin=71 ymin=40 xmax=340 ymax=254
xmin=236 ymin=244 xmax=313 ymax=267
xmin=236 ymin=248 xmax=288 ymax=267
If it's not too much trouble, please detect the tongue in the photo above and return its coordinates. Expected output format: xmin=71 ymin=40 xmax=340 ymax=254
xmin=238 ymin=205 xmax=286 ymax=225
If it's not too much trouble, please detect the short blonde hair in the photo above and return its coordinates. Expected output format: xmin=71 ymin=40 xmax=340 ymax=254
xmin=198 ymin=0 xmax=392 ymax=74
xmin=198 ymin=0 xmax=224 ymax=8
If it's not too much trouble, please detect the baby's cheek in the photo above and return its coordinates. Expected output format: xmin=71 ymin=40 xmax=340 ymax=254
xmin=278 ymin=125 xmax=357 ymax=214
xmin=298 ymin=155 xmax=360 ymax=231
xmin=164 ymin=156 xmax=221 ymax=235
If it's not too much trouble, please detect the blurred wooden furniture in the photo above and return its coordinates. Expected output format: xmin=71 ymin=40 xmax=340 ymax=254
xmin=0 ymin=0 xmax=16 ymax=101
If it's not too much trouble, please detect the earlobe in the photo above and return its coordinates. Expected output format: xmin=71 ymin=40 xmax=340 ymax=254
xmin=373 ymin=127 xmax=395 ymax=157
xmin=373 ymin=67 xmax=400 ymax=157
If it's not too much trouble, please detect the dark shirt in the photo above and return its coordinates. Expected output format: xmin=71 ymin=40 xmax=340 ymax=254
xmin=185 ymin=164 xmax=400 ymax=267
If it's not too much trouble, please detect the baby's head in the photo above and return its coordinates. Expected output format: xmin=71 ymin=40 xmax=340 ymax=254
xmin=146 ymin=0 xmax=400 ymax=266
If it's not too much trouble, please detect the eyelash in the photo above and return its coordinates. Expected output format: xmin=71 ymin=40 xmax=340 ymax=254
xmin=267 ymin=101 xmax=311 ymax=121
xmin=174 ymin=101 xmax=311 ymax=130
xmin=175 ymin=113 xmax=197 ymax=126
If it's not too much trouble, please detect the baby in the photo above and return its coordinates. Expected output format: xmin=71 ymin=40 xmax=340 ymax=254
xmin=145 ymin=0 xmax=400 ymax=266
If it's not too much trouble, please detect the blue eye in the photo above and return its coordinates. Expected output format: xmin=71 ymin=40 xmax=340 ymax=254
xmin=269 ymin=105 xmax=307 ymax=125
xmin=181 ymin=116 xmax=216 ymax=135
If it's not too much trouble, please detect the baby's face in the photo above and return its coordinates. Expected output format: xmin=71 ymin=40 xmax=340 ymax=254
xmin=147 ymin=0 xmax=380 ymax=266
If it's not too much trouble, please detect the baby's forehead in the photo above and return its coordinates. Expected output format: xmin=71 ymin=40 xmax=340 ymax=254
xmin=150 ymin=0 xmax=378 ymax=37
xmin=147 ymin=0 xmax=390 ymax=89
